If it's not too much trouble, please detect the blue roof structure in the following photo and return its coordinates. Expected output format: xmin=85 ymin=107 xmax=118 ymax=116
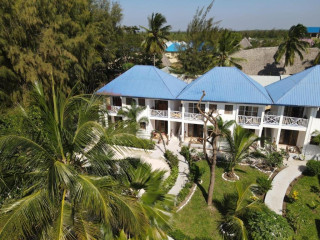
xmin=176 ymin=67 xmax=273 ymax=105
xmin=266 ymin=65 xmax=320 ymax=107
xmin=96 ymin=65 xmax=187 ymax=100
xmin=307 ymin=27 xmax=320 ymax=33
xmin=165 ymin=42 xmax=185 ymax=52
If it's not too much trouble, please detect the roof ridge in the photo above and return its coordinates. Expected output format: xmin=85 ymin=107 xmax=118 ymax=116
xmin=153 ymin=67 xmax=178 ymax=98
xmin=237 ymin=68 xmax=272 ymax=102
xmin=272 ymin=66 xmax=315 ymax=103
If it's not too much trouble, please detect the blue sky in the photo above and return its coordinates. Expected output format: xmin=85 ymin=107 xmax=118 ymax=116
xmin=116 ymin=0 xmax=320 ymax=31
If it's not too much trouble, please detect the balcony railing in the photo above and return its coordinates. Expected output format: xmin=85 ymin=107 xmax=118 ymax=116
xmin=282 ymin=116 xmax=308 ymax=127
xmin=238 ymin=115 xmax=261 ymax=125
xmin=108 ymin=106 xmax=121 ymax=114
xmin=170 ymin=111 xmax=182 ymax=119
xmin=184 ymin=112 xmax=203 ymax=121
xmin=263 ymin=115 xmax=281 ymax=125
xmin=150 ymin=109 xmax=168 ymax=118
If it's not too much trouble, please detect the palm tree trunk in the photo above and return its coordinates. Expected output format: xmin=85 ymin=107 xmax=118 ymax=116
xmin=153 ymin=54 xmax=156 ymax=66
xmin=207 ymin=136 xmax=218 ymax=206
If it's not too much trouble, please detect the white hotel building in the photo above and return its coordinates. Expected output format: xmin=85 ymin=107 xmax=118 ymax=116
xmin=97 ymin=65 xmax=320 ymax=159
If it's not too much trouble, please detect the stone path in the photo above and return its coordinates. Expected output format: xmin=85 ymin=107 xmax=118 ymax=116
xmin=265 ymin=156 xmax=307 ymax=215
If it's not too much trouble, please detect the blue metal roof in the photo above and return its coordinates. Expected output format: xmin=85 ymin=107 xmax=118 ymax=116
xmin=176 ymin=67 xmax=273 ymax=105
xmin=96 ymin=65 xmax=187 ymax=100
xmin=165 ymin=42 xmax=185 ymax=52
xmin=307 ymin=27 xmax=320 ymax=33
xmin=266 ymin=65 xmax=320 ymax=107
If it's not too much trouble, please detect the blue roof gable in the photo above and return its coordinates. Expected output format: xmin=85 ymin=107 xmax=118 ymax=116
xmin=176 ymin=67 xmax=273 ymax=105
xmin=96 ymin=65 xmax=187 ymax=100
xmin=307 ymin=27 xmax=320 ymax=33
xmin=165 ymin=42 xmax=186 ymax=52
xmin=266 ymin=65 xmax=320 ymax=107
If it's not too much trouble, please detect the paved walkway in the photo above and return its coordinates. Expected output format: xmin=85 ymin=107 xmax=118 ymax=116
xmin=265 ymin=156 xmax=307 ymax=215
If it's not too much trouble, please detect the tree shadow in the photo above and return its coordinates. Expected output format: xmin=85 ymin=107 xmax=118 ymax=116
xmin=258 ymin=62 xmax=285 ymax=76
xmin=196 ymin=181 xmax=208 ymax=202
xmin=234 ymin=168 xmax=247 ymax=174
xmin=315 ymin=219 xmax=320 ymax=239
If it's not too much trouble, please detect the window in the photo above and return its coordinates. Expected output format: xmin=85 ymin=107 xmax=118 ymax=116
xmin=112 ymin=96 xmax=122 ymax=106
xmin=140 ymin=122 xmax=146 ymax=130
xmin=225 ymin=105 xmax=233 ymax=114
xmin=126 ymin=97 xmax=136 ymax=105
xmin=138 ymin=98 xmax=145 ymax=106
xmin=239 ymin=106 xmax=258 ymax=116
xmin=188 ymin=103 xmax=205 ymax=113
xmin=209 ymin=104 xmax=217 ymax=113
xmin=316 ymin=109 xmax=320 ymax=118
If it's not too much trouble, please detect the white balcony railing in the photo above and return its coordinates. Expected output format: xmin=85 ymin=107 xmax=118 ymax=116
xmin=170 ymin=111 xmax=182 ymax=119
xmin=184 ymin=112 xmax=203 ymax=121
xmin=150 ymin=109 xmax=168 ymax=118
xmin=108 ymin=106 xmax=121 ymax=114
xmin=238 ymin=115 xmax=261 ymax=125
xmin=282 ymin=116 xmax=308 ymax=127
xmin=263 ymin=115 xmax=281 ymax=125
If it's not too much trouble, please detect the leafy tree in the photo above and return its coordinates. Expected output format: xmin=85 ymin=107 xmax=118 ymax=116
xmin=225 ymin=125 xmax=259 ymax=178
xmin=274 ymin=24 xmax=309 ymax=67
xmin=208 ymin=30 xmax=245 ymax=69
xmin=0 ymin=82 xmax=172 ymax=239
xmin=197 ymin=91 xmax=235 ymax=206
xmin=218 ymin=182 xmax=259 ymax=240
xmin=141 ymin=13 xmax=171 ymax=66
xmin=118 ymin=101 xmax=149 ymax=125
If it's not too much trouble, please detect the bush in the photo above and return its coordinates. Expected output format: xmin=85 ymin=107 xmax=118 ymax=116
xmin=306 ymin=160 xmax=320 ymax=176
xmin=256 ymin=176 xmax=272 ymax=195
xmin=164 ymin=150 xmax=179 ymax=168
xmin=177 ymin=182 xmax=193 ymax=204
xmin=265 ymin=152 xmax=283 ymax=168
xmin=162 ymin=166 xmax=178 ymax=192
xmin=180 ymin=146 xmax=192 ymax=164
xmin=245 ymin=206 xmax=294 ymax=240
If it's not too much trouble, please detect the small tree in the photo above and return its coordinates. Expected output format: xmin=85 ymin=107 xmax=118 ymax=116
xmin=197 ymin=90 xmax=235 ymax=206
xmin=118 ymin=101 xmax=148 ymax=126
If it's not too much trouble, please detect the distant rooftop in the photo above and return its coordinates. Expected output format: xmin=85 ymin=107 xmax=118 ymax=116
xmin=307 ymin=27 xmax=320 ymax=33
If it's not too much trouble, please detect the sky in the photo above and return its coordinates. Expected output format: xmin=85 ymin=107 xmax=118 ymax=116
xmin=116 ymin=0 xmax=320 ymax=31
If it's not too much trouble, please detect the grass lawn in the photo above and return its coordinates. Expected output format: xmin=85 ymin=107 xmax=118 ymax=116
xmin=286 ymin=174 xmax=320 ymax=239
xmin=173 ymin=160 xmax=267 ymax=239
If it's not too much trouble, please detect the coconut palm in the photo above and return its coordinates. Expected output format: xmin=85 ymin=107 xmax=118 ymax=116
xmin=209 ymin=30 xmax=245 ymax=69
xmin=274 ymin=24 xmax=309 ymax=67
xmin=141 ymin=13 xmax=172 ymax=66
xmin=0 ymin=82 xmax=171 ymax=239
xmin=225 ymin=125 xmax=259 ymax=178
xmin=219 ymin=182 xmax=259 ymax=240
xmin=118 ymin=101 xmax=149 ymax=125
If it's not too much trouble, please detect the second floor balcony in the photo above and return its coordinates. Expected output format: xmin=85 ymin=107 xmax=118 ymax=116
xmin=263 ymin=115 xmax=308 ymax=128
xmin=150 ymin=109 xmax=168 ymax=118
xmin=184 ymin=112 xmax=204 ymax=121
xmin=238 ymin=115 xmax=261 ymax=126
xmin=108 ymin=105 xmax=121 ymax=114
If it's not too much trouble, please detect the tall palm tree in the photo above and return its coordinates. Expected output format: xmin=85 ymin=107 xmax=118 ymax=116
xmin=0 ymin=82 xmax=172 ymax=239
xmin=219 ymin=182 xmax=259 ymax=240
xmin=225 ymin=125 xmax=259 ymax=178
xmin=118 ymin=101 xmax=149 ymax=125
xmin=141 ymin=13 xmax=172 ymax=66
xmin=209 ymin=30 xmax=245 ymax=69
xmin=274 ymin=24 xmax=309 ymax=67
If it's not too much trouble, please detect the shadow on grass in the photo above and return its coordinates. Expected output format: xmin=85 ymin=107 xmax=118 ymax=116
xmin=196 ymin=181 xmax=208 ymax=202
xmin=315 ymin=219 xmax=320 ymax=239
xmin=234 ymin=168 xmax=247 ymax=174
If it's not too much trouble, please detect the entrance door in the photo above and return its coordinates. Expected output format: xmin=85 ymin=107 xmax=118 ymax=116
xmin=188 ymin=124 xmax=203 ymax=138
xmin=155 ymin=120 xmax=168 ymax=133
xmin=279 ymin=130 xmax=298 ymax=146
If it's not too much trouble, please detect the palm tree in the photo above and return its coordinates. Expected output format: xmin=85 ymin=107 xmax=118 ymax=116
xmin=225 ymin=125 xmax=259 ymax=178
xmin=118 ymin=101 xmax=149 ymax=125
xmin=219 ymin=182 xmax=259 ymax=240
xmin=0 ymin=82 xmax=172 ymax=239
xmin=209 ymin=30 xmax=245 ymax=69
xmin=141 ymin=13 xmax=172 ymax=66
xmin=274 ymin=24 xmax=309 ymax=67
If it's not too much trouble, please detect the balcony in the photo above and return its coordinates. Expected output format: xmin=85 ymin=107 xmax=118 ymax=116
xmin=184 ymin=112 xmax=203 ymax=121
xmin=238 ymin=115 xmax=261 ymax=126
xmin=170 ymin=111 xmax=182 ymax=119
xmin=282 ymin=116 xmax=308 ymax=127
xmin=150 ymin=109 xmax=168 ymax=118
xmin=108 ymin=106 xmax=121 ymax=114
xmin=263 ymin=115 xmax=281 ymax=125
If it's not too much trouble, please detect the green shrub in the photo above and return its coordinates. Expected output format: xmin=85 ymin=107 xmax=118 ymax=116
xmin=306 ymin=160 xmax=320 ymax=176
xmin=164 ymin=150 xmax=179 ymax=168
xmin=256 ymin=176 xmax=272 ymax=194
xmin=189 ymin=164 xmax=204 ymax=183
xmin=265 ymin=151 xmax=283 ymax=168
xmin=162 ymin=166 xmax=178 ymax=192
xmin=180 ymin=146 xmax=192 ymax=164
xmin=245 ymin=206 xmax=294 ymax=240
xmin=177 ymin=182 xmax=193 ymax=204
xmin=113 ymin=136 xmax=155 ymax=150
xmin=169 ymin=229 xmax=211 ymax=240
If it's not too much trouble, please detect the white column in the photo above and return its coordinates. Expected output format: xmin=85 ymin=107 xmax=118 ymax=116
xmin=275 ymin=106 xmax=285 ymax=147
xmin=303 ymin=107 xmax=318 ymax=153
xmin=181 ymin=102 xmax=185 ymax=142
xmin=235 ymin=104 xmax=239 ymax=123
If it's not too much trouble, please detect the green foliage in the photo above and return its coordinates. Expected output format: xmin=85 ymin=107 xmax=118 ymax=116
xmin=306 ymin=160 xmax=320 ymax=176
xmin=169 ymin=229 xmax=211 ymax=240
xmin=266 ymin=151 xmax=284 ymax=168
xmin=180 ymin=146 xmax=192 ymax=163
xmin=162 ymin=166 xmax=179 ymax=192
xmin=164 ymin=150 xmax=179 ymax=168
xmin=256 ymin=176 xmax=272 ymax=194
xmin=177 ymin=182 xmax=193 ymax=204
xmin=246 ymin=206 xmax=294 ymax=240
xmin=113 ymin=135 xmax=155 ymax=150
xmin=274 ymin=24 xmax=309 ymax=67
